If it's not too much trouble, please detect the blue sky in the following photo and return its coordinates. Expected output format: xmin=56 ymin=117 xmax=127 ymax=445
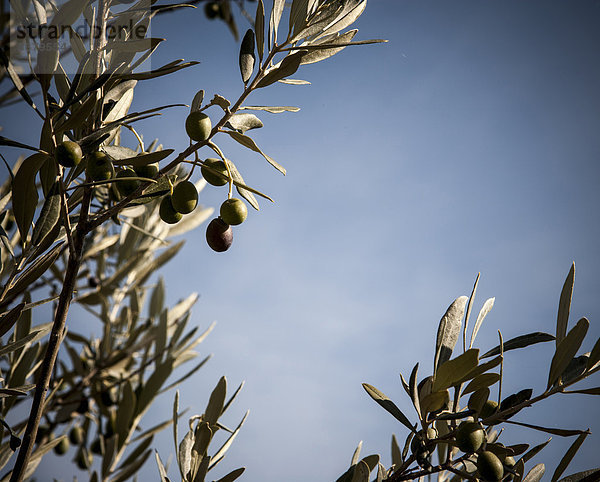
xmin=3 ymin=0 xmax=600 ymax=480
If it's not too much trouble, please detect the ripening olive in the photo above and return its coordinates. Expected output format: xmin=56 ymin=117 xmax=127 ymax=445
xmin=76 ymin=449 xmax=93 ymax=469
xmin=69 ymin=426 xmax=84 ymax=445
xmin=115 ymin=168 xmax=140 ymax=197
xmin=55 ymin=141 xmax=83 ymax=168
xmin=206 ymin=218 xmax=233 ymax=252
xmin=134 ymin=162 xmax=159 ymax=179
xmin=201 ymin=158 xmax=228 ymax=186
xmin=185 ymin=111 xmax=212 ymax=142
xmin=171 ymin=180 xmax=198 ymax=214
xmin=480 ymin=399 xmax=498 ymax=419
xmin=159 ymin=196 xmax=183 ymax=224
xmin=220 ymin=198 xmax=247 ymax=225
xmin=54 ymin=437 xmax=70 ymax=455
xmin=477 ymin=450 xmax=504 ymax=481
xmin=86 ymin=151 xmax=114 ymax=181
xmin=455 ymin=421 xmax=485 ymax=454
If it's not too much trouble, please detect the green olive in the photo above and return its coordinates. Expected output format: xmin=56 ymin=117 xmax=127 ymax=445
xmin=185 ymin=111 xmax=212 ymax=142
xmin=455 ymin=421 xmax=485 ymax=454
xmin=171 ymin=181 xmax=198 ymax=214
xmin=206 ymin=217 xmax=233 ymax=252
xmin=76 ymin=449 xmax=93 ymax=469
xmin=477 ymin=450 xmax=504 ymax=481
xmin=69 ymin=426 xmax=84 ymax=445
xmin=159 ymin=196 xmax=183 ymax=224
xmin=480 ymin=399 xmax=498 ymax=419
xmin=115 ymin=168 xmax=140 ymax=197
xmin=86 ymin=151 xmax=114 ymax=181
xmin=55 ymin=141 xmax=83 ymax=168
xmin=201 ymin=158 xmax=228 ymax=186
xmin=220 ymin=198 xmax=247 ymax=225
xmin=53 ymin=437 xmax=70 ymax=455
xmin=134 ymin=162 xmax=159 ymax=179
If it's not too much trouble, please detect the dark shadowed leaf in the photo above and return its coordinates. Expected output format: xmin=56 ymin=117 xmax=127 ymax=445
xmin=155 ymin=451 xmax=170 ymax=482
xmin=562 ymin=387 xmax=600 ymax=395
xmin=31 ymin=182 xmax=61 ymax=247
xmin=548 ymin=318 xmax=589 ymax=389
xmin=0 ymin=302 xmax=26 ymax=338
xmin=225 ymin=131 xmax=285 ymax=174
xmin=521 ymin=437 xmax=552 ymax=465
xmin=482 ymin=332 xmax=555 ymax=358
xmin=214 ymin=467 xmax=245 ymax=482
xmin=552 ymin=432 xmax=589 ymax=482
xmin=256 ymin=50 xmax=308 ymax=88
xmin=391 ymin=434 xmax=402 ymax=468
xmin=434 ymin=296 xmax=468 ymax=373
xmin=504 ymin=420 xmax=589 ymax=437
xmin=557 ymin=468 xmax=600 ymax=482
xmin=362 ymin=383 xmax=415 ymax=433
xmin=586 ymin=337 xmax=600 ymax=372
xmin=205 ymin=376 xmax=227 ymax=426
xmin=561 ymin=355 xmax=589 ymax=384
xmin=351 ymin=460 xmax=370 ymax=482
xmin=462 ymin=373 xmax=500 ymax=395
xmin=255 ymin=0 xmax=265 ymax=61
xmin=12 ymin=153 xmax=50 ymax=243
xmin=556 ymin=263 xmax=575 ymax=346
xmin=499 ymin=388 xmax=533 ymax=418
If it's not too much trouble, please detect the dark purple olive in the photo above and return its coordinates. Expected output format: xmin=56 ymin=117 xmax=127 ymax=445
xmin=206 ymin=218 xmax=233 ymax=252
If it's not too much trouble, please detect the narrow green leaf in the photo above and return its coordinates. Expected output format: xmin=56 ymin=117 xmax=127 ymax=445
xmin=223 ymin=159 xmax=260 ymax=210
xmin=552 ymin=432 xmax=589 ymax=482
xmin=205 ymin=376 xmax=227 ymax=426
xmin=408 ymin=363 xmax=421 ymax=419
xmin=256 ymin=50 xmax=308 ymax=88
xmin=503 ymin=420 xmax=589 ymax=437
xmin=520 ymin=437 xmax=552 ymax=465
xmin=0 ymin=302 xmax=26 ymax=338
xmin=433 ymin=348 xmax=479 ymax=392
xmin=457 ymin=355 xmax=502 ymax=384
xmin=0 ymin=50 xmax=40 ymax=114
xmin=548 ymin=317 xmax=589 ymax=389
xmin=269 ymin=0 xmax=286 ymax=46
xmin=462 ymin=372 xmax=500 ymax=395
xmin=557 ymin=263 xmax=575 ymax=346
xmin=214 ymin=467 xmax=245 ymax=482
xmin=351 ymin=440 xmax=362 ymax=465
xmin=557 ymin=468 xmax=600 ymax=482
xmin=362 ymin=383 xmax=415 ymax=433
xmin=586 ymin=336 xmax=600 ymax=372
xmin=31 ymin=182 xmax=61 ymax=247
xmin=155 ymin=450 xmax=170 ymax=482
xmin=391 ymin=434 xmax=402 ymax=468
xmin=12 ymin=153 xmax=50 ymax=243
xmin=0 ymin=325 xmax=51 ymax=357
xmin=523 ymin=464 xmax=545 ymax=482
xmin=224 ymin=131 xmax=285 ymax=174
xmin=499 ymin=388 xmax=533 ymax=418
xmin=482 ymin=332 xmax=555 ymax=358
xmin=112 ymin=149 xmax=173 ymax=167
xmin=351 ymin=460 xmax=370 ymax=482
xmin=434 ymin=296 xmax=468 ymax=374
xmin=191 ymin=90 xmax=204 ymax=113
xmin=300 ymin=29 xmax=358 ymax=65
xmin=208 ymin=411 xmax=248 ymax=469
xmin=255 ymin=0 xmax=265 ymax=61
xmin=50 ymin=0 xmax=87 ymax=27
xmin=562 ymin=387 xmax=600 ymax=395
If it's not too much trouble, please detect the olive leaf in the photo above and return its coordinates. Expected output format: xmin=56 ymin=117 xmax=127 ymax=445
xmin=300 ymin=29 xmax=358 ymax=65
xmin=112 ymin=149 xmax=174 ymax=167
xmin=255 ymin=0 xmax=265 ymax=61
xmin=269 ymin=0 xmax=286 ymax=47
xmin=31 ymin=181 xmax=61 ymax=247
xmin=557 ymin=468 xmax=600 ymax=482
xmin=240 ymin=105 xmax=300 ymax=113
xmin=256 ymin=50 xmax=308 ymax=88
xmin=191 ymin=90 xmax=204 ymax=113
xmin=552 ymin=432 xmax=589 ymax=482
xmin=482 ymin=332 xmax=555 ymax=358
xmin=556 ymin=262 xmax=575 ymax=346
xmin=433 ymin=348 xmax=479 ymax=392
xmin=362 ymin=383 xmax=416 ymax=433
xmin=547 ymin=317 xmax=589 ymax=389
xmin=434 ymin=296 xmax=468 ymax=374
xmin=0 ymin=302 xmax=26 ymax=338
xmin=224 ymin=131 xmax=285 ymax=174
xmin=225 ymin=114 xmax=264 ymax=134
xmin=522 ymin=464 xmax=545 ymax=482
xmin=239 ymin=29 xmax=256 ymax=84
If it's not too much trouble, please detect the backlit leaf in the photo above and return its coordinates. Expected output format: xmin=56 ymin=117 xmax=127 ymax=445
xmin=362 ymin=383 xmax=415 ymax=433
xmin=225 ymin=131 xmax=285 ymax=174
xmin=462 ymin=372 xmax=500 ymax=395
xmin=548 ymin=318 xmax=589 ymax=389
xmin=433 ymin=348 xmax=479 ymax=392
xmin=31 ymin=182 xmax=61 ymax=247
xmin=556 ymin=263 xmax=575 ymax=346
xmin=205 ymin=376 xmax=227 ymax=426
xmin=470 ymin=297 xmax=494 ymax=349
xmin=552 ymin=432 xmax=589 ymax=482
xmin=225 ymin=114 xmax=264 ymax=134
xmin=256 ymin=50 xmax=308 ymax=88
xmin=482 ymin=332 xmax=555 ymax=358
xmin=241 ymin=105 xmax=300 ymax=113
xmin=523 ymin=464 xmax=545 ymax=482
xmin=300 ymin=29 xmax=358 ymax=65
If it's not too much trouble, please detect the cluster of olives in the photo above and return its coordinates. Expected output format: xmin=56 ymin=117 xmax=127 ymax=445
xmin=453 ymin=419 xmax=514 ymax=481
xmin=410 ymin=427 xmax=438 ymax=470
xmin=203 ymin=159 xmax=248 ymax=252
